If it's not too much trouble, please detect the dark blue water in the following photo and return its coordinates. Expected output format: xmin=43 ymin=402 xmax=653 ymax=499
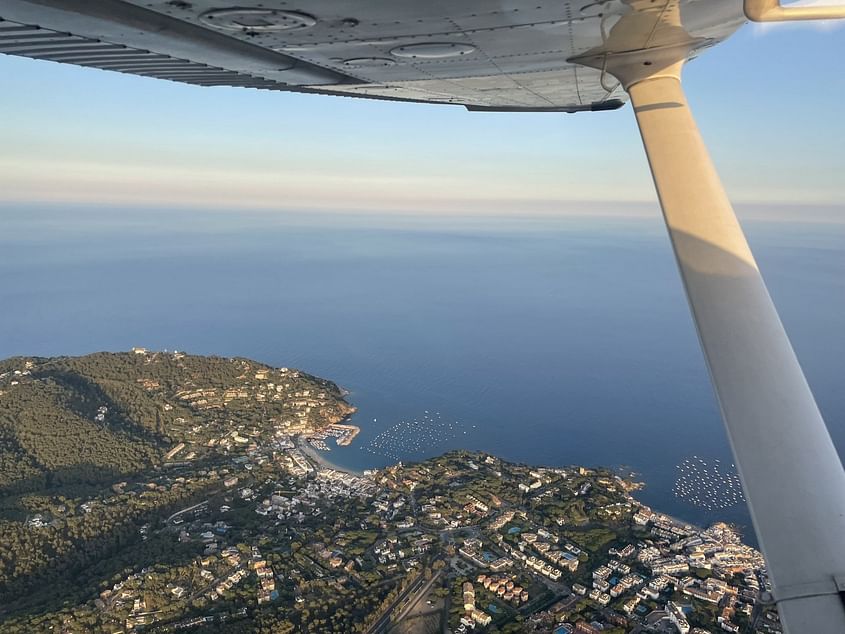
xmin=2 ymin=205 xmax=843 ymax=542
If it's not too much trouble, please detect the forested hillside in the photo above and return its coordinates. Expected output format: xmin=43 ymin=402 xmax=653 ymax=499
xmin=0 ymin=351 xmax=353 ymax=496
xmin=0 ymin=350 xmax=355 ymax=619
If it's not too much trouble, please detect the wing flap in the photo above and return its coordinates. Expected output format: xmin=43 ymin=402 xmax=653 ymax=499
xmin=0 ymin=0 xmax=353 ymax=87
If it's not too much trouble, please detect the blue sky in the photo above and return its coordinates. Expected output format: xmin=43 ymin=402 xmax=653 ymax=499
xmin=0 ymin=18 xmax=843 ymax=219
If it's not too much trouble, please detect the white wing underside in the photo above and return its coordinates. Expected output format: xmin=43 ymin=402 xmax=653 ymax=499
xmin=0 ymin=0 xmax=744 ymax=111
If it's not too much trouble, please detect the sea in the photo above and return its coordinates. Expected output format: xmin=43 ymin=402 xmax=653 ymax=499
xmin=2 ymin=204 xmax=844 ymax=545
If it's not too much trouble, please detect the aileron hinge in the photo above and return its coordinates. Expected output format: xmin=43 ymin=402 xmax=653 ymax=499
xmin=836 ymin=575 xmax=845 ymax=609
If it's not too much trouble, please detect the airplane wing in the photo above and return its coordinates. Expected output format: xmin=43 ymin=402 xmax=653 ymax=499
xmin=0 ymin=0 xmax=741 ymax=112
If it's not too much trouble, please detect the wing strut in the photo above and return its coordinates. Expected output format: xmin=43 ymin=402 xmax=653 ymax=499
xmin=745 ymin=0 xmax=845 ymax=22
xmin=622 ymin=60 xmax=845 ymax=633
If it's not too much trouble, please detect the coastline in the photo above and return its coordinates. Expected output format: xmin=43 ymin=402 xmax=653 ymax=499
xmin=293 ymin=433 xmax=749 ymax=545
xmin=298 ymin=438 xmax=364 ymax=476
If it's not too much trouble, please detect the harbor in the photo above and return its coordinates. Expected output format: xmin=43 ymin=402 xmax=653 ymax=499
xmin=305 ymin=423 xmax=361 ymax=451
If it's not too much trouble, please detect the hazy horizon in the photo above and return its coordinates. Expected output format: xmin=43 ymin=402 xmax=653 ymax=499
xmin=2 ymin=20 xmax=843 ymax=216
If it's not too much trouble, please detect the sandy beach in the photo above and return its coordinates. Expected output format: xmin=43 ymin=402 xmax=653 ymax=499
xmin=297 ymin=438 xmax=364 ymax=476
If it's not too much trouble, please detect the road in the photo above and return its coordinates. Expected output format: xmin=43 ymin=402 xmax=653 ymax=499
xmin=390 ymin=570 xmax=443 ymax=628
xmin=367 ymin=570 xmax=441 ymax=634
xmin=165 ymin=499 xmax=208 ymax=524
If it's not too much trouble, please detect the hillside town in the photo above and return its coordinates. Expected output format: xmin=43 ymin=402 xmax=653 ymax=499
xmin=0 ymin=353 xmax=779 ymax=633
xmin=6 ymin=441 xmax=780 ymax=633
